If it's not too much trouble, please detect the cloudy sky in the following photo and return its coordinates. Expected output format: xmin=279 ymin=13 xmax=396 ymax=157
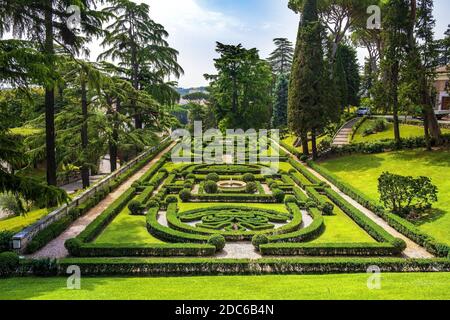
xmin=140 ymin=0 xmax=449 ymax=88
xmin=2 ymin=1 xmax=449 ymax=87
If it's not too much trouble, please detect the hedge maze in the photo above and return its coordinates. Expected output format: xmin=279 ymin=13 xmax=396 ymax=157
xmin=60 ymin=136 xmax=448 ymax=275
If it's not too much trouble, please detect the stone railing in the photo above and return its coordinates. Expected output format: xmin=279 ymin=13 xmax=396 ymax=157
xmin=12 ymin=136 xmax=171 ymax=252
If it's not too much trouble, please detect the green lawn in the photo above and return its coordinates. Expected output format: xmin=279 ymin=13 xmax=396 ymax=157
xmin=319 ymin=148 xmax=450 ymax=245
xmin=178 ymin=202 xmax=289 ymax=214
xmin=94 ymin=206 xmax=164 ymax=244
xmin=0 ymin=208 xmax=50 ymax=232
xmin=311 ymin=195 xmax=376 ymax=244
xmin=1 ymin=273 xmax=449 ymax=300
xmin=352 ymin=120 xmax=450 ymax=143
xmin=282 ymin=134 xmax=328 ymax=153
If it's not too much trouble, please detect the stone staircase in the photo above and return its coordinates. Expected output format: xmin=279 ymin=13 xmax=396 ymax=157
xmin=332 ymin=118 xmax=359 ymax=147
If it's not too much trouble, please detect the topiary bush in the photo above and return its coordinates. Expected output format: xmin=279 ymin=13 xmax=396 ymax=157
xmin=204 ymin=180 xmax=218 ymax=194
xmin=243 ymin=173 xmax=255 ymax=182
xmin=284 ymin=195 xmax=297 ymax=204
xmin=179 ymin=189 xmax=192 ymax=202
xmin=166 ymin=195 xmax=178 ymax=204
xmin=245 ymin=182 xmax=257 ymax=194
xmin=320 ymin=202 xmax=334 ymax=216
xmin=252 ymin=234 xmax=269 ymax=249
xmin=300 ymin=154 xmax=309 ymax=162
xmin=206 ymin=173 xmax=220 ymax=182
xmin=65 ymin=238 xmax=82 ymax=256
xmin=0 ymin=252 xmax=20 ymax=277
xmin=128 ymin=200 xmax=144 ymax=215
xmin=207 ymin=235 xmax=226 ymax=251
xmin=273 ymin=189 xmax=286 ymax=203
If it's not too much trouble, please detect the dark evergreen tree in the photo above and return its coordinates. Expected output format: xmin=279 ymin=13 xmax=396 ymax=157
xmin=271 ymin=74 xmax=289 ymax=128
xmin=340 ymin=44 xmax=361 ymax=107
xmin=268 ymin=38 xmax=294 ymax=75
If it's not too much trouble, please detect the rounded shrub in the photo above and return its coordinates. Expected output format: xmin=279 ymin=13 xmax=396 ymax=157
xmin=320 ymin=202 xmax=334 ymax=216
xmin=206 ymin=173 xmax=220 ymax=182
xmin=0 ymin=252 xmax=20 ymax=277
xmin=179 ymin=189 xmax=192 ymax=202
xmin=64 ymin=238 xmax=82 ymax=256
xmin=0 ymin=231 xmax=14 ymax=253
xmin=128 ymin=200 xmax=143 ymax=215
xmin=183 ymin=182 xmax=193 ymax=189
xmin=207 ymin=235 xmax=226 ymax=251
xmin=392 ymin=238 xmax=407 ymax=252
xmin=204 ymin=180 xmax=218 ymax=194
xmin=252 ymin=234 xmax=269 ymax=249
xmin=147 ymin=200 xmax=159 ymax=208
xmin=243 ymin=173 xmax=255 ymax=182
xmin=284 ymin=195 xmax=297 ymax=204
xmin=166 ymin=195 xmax=178 ymax=203
xmin=245 ymin=182 xmax=257 ymax=194
xmin=273 ymin=189 xmax=286 ymax=203
xmin=186 ymin=173 xmax=196 ymax=180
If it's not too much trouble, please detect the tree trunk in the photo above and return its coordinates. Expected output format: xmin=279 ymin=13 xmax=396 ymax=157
xmin=391 ymin=61 xmax=401 ymax=146
xmin=300 ymin=130 xmax=309 ymax=156
xmin=423 ymin=109 xmax=431 ymax=151
xmin=109 ymin=100 xmax=121 ymax=172
xmin=81 ymin=77 xmax=90 ymax=188
xmin=311 ymin=129 xmax=318 ymax=160
xmin=44 ymin=2 xmax=57 ymax=186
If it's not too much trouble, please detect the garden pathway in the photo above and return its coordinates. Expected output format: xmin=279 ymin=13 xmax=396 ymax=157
xmin=27 ymin=142 xmax=176 ymax=259
xmin=274 ymin=140 xmax=434 ymax=259
xmin=332 ymin=118 xmax=359 ymax=147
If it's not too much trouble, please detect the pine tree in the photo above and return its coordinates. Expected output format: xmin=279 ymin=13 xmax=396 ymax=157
xmin=271 ymin=74 xmax=289 ymax=128
xmin=268 ymin=38 xmax=294 ymax=75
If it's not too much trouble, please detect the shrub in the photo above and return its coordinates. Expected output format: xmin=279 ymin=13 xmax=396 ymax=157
xmin=269 ymin=182 xmax=279 ymax=189
xmin=65 ymin=238 xmax=83 ymax=256
xmin=28 ymin=258 xmax=57 ymax=276
xmin=245 ymin=182 xmax=257 ymax=194
xmin=147 ymin=200 xmax=159 ymax=208
xmin=128 ymin=200 xmax=144 ymax=215
xmin=273 ymin=189 xmax=285 ymax=203
xmin=284 ymin=195 xmax=297 ymax=204
xmin=0 ymin=231 xmax=14 ymax=253
xmin=252 ymin=234 xmax=269 ymax=249
xmin=186 ymin=173 xmax=196 ymax=180
xmin=378 ymin=172 xmax=438 ymax=217
xmin=0 ymin=252 xmax=20 ymax=277
xmin=179 ymin=189 xmax=192 ymax=202
xmin=243 ymin=173 xmax=255 ymax=182
xmin=306 ymin=200 xmax=317 ymax=209
xmin=300 ymin=154 xmax=309 ymax=162
xmin=206 ymin=173 xmax=220 ymax=182
xmin=207 ymin=235 xmax=226 ymax=251
xmin=166 ymin=195 xmax=178 ymax=203
xmin=320 ymin=202 xmax=334 ymax=216
xmin=0 ymin=192 xmax=23 ymax=216
xmin=204 ymin=180 xmax=219 ymax=194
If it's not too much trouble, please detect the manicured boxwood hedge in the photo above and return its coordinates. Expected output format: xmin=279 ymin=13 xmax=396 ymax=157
xmin=56 ymin=257 xmax=450 ymax=276
xmin=65 ymin=242 xmax=216 ymax=257
xmin=190 ymin=194 xmax=277 ymax=203
xmin=307 ymin=161 xmax=450 ymax=257
xmin=288 ymin=159 xmax=321 ymax=185
xmin=268 ymin=208 xmax=325 ymax=243
xmin=259 ymin=242 xmax=400 ymax=256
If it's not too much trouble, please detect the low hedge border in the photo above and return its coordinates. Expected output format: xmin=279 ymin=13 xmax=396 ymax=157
xmin=56 ymin=257 xmax=450 ymax=276
xmin=259 ymin=242 xmax=400 ymax=256
xmin=307 ymin=161 xmax=450 ymax=257
xmin=268 ymin=207 xmax=325 ymax=243
xmin=288 ymin=159 xmax=322 ymax=185
xmin=146 ymin=206 xmax=210 ymax=243
xmin=65 ymin=242 xmax=216 ymax=257
xmin=190 ymin=194 xmax=278 ymax=203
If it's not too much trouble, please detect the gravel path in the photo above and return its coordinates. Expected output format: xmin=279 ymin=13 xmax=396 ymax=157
xmin=274 ymin=140 xmax=434 ymax=259
xmin=27 ymin=142 xmax=176 ymax=259
xmin=216 ymin=242 xmax=262 ymax=259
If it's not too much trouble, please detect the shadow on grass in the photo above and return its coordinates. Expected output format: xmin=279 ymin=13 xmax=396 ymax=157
xmin=411 ymin=208 xmax=447 ymax=226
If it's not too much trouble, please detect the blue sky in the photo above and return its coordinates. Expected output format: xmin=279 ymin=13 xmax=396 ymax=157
xmin=147 ymin=0 xmax=450 ymax=88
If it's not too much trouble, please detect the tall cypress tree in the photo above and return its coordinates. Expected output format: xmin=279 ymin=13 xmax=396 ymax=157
xmin=288 ymin=0 xmax=325 ymax=159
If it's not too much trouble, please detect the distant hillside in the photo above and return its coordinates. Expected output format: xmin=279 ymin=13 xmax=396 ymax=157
xmin=176 ymin=87 xmax=208 ymax=96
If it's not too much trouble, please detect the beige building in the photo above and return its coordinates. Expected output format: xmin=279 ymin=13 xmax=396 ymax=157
xmin=435 ymin=66 xmax=450 ymax=111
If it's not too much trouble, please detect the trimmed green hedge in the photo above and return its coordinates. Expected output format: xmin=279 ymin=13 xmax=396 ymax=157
xmin=268 ymin=207 xmax=324 ymax=243
xmin=56 ymin=257 xmax=450 ymax=276
xmin=288 ymin=159 xmax=321 ymax=185
xmin=259 ymin=243 xmax=399 ymax=256
xmin=307 ymin=161 xmax=450 ymax=257
xmin=65 ymin=242 xmax=216 ymax=257
xmin=190 ymin=194 xmax=277 ymax=203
